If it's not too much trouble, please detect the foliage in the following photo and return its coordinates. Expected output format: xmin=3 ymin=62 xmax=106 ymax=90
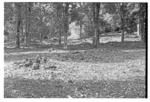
xmin=4 ymin=2 xmax=147 ymax=46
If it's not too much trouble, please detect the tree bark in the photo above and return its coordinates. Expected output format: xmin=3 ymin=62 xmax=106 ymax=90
xmin=139 ymin=3 xmax=147 ymax=42
xmin=58 ymin=21 xmax=62 ymax=45
xmin=56 ymin=5 xmax=62 ymax=45
xmin=120 ymin=3 xmax=125 ymax=43
xmin=121 ymin=18 xmax=125 ymax=42
xmin=28 ymin=3 xmax=32 ymax=44
xmin=16 ymin=3 xmax=21 ymax=48
xmin=137 ymin=22 xmax=141 ymax=40
xmin=93 ymin=3 xmax=100 ymax=48
xmin=63 ymin=3 xmax=69 ymax=49
xmin=79 ymin=20 xmax=82 ymax=39
xmin=25 ymin=3 xmax=29 ymax=46
xmin=25 ymin=3 xmax=32 ymax=46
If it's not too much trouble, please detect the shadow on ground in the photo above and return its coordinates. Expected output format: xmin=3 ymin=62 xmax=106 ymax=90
xmin=4 ymin=76 xmax=145 ymax=98
xmin=4 ymin=41 xmax=146 ymax=63
xmin=5 ymin=41 xmax=146 ymax=52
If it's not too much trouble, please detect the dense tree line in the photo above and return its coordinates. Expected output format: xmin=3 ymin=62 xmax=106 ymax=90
xmin=4 ymin=2 xmax=147 ymax=48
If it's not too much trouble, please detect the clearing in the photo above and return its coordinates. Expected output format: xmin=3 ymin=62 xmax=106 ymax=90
xmin=4 ymin=34 xmax=146 ymax=98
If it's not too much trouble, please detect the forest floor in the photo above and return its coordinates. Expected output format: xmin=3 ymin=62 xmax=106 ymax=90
xmin=4 ymin=33 xmax=146 ymax=98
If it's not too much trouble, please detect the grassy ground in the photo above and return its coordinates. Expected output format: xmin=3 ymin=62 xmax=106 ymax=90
xmin=4 ymin=34 xmax=146 ymax=98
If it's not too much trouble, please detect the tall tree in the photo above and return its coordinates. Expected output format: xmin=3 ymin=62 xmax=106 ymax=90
xmin=15 ymin=3 xmax=22 ymax=48
xmin=114 ymin=3 xmax=128 ymax=42
xmin=139 ymin=3 xmax=147 ymax=42
xmin=76 ymin=3 xmax=85 ymax=39
xmin=25 ymin=3 xmax=32 ymax=46
xmin=63 ymin=3 xmax=69 ymax=49
xmin=55 ymin=3 xmax=64 ymax=45
xmin=119 ymin=3 xmax=126 ymax=42
xmin=92 ymin=3 xmax=100 ymax=48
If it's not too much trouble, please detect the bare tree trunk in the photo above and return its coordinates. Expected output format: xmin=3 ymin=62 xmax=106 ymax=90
xmin=137 ymin=22 xmax=141 ymax=39
xmin=25 ymin=3 xmax=29 ymax=46
xmin=143 ymin=3 xmax=147 ymax=43
xmin=63 ymin=3 xmax=69 ymax=49
xmin=25 ymin=3 xmax=32 ymax=46
xmin=56 ymin=5 xmax=62 ymax=45
xmin=92 ymin=3 xmax=96 ymax=46
xmin=95 ymin=3 xmax=100 ymax=47
xmin=139 ymin=3 xmax=147 ymax=42
xmin=28 ymin=3 xmax=32 ymax=44
xmin=16 ymin=20 xmax=21 ymax=48
xmin=79 ymin=20 xmax=82 ymax=39
xmin=59 ymin=28 xmax=62 ymax=45
xmin=40 ymin=33 xmax=42 ymax=42
xmin=140 ymin=16 xmax=145 ymax=42
xmin=16 ymin=3 xmax=21 ymax=48
xmin=120 ymin=3 xmax=125 ymax=43
xmin=93 ymin=3 xmax=100 ymax=48
xmin=137 ymin=4 xmax=141 ymax=40
xmin=121 ymin=28 xmax=125 ymax=42
xmin=121 ymin=18 xmax=125 ymax=42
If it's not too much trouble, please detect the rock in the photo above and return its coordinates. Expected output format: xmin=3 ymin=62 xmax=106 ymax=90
xmin=35 ymin=58 xmax=41 ymax=64
xmin=68 ymin=80 xmax=74 ymax=84
xmin=18 ymin=64 xmax=24 ymax=68
xmin=23 ymin=59 xmax=28 ymax=63
xmin=80 ymin=57 xmax=84 ymax=60
xmin=24 ymin=60 xmax=33 ymax=67
xmin=32 ymin=63 xmax=40 ymax=70
xmin=71 ymin=51 xmax=80 ymax=54
xmin=48 ymin=48 xmax=55 ymax=52
xmin=44 ymin=64 xmax=57 ymax=70
xmin=35 ymin=55 xmax=41 ymax=63
xmin=50 ymin=65 xmax=57 ymax=70
xmin=25 ymin=58 xmax=29 ymax=61
xmin=51 ymin=72 xmax=56 ymax=80
xmin=42 ymin=57 xmax=47 ymax=63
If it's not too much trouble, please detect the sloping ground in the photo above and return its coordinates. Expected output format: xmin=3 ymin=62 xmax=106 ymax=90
xmin=4 ymin=45 xmax=146 ymax=98
xmin=5 ymin=58 xmax=145 ymax=81
xmin=4 ymin=34 xmax=146 ymax=98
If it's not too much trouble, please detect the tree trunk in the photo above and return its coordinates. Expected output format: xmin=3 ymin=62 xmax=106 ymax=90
xmin=93 ymin=3 xmax=100 ymax=48
xmin=16 ymin=3 xmax=21 ymax=48
xmin=137 ymin=4 xmax=141 ymax=40
xmin=25 ymin=3 xmax=32 ymax=46
xmin=139 ymin=3 xmax=147 ymax=42
xmin=25 ymin=3 xmax=29 ymax=46
xmin=40 ymin=33 xmax=42 ymax=42
xmin=143 ymin=4 xmax=147 ymax=43
xmin=28 ymin=3 xmax=31 ymax=44
xmin=79 ymin=20 xmax=82 ymax=39
xmin=57 ymin=5 xmax=62 ymax=45
xmin=120 ymin=3 xmax=125 ymax=43
xmin=121 ymin=18 xmax=125 ymax=42
xmin=121 ymin=28 xmax=125 ymax=42
xmin=63 ymin=3 xmax=69 ymax=49
xmin=92 ymin=3 xmax=96 ymax=46
xmin=140 ymin=17 xmax=145 ymax=42
xmin=16 ymin=20 xmax=21 ymax=48
xmin=59 ymin=28 xmax=62 ymax=45
xmin=137 ymin=22 xmax=141 ymax=40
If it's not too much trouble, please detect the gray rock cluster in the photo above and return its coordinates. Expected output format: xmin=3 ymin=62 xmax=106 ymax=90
xmin=14 ymin=55 xmax=57 ymax=70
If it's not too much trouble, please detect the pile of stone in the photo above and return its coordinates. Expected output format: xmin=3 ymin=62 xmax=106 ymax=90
xmin=14 ymin=55 xmax=57 ymax=70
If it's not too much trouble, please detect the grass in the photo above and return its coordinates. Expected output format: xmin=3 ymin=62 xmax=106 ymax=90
xmin=4 ymin=34 xmax=146 ymax=98
xmin=4 ymin=77 xmax=145 ymax=98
